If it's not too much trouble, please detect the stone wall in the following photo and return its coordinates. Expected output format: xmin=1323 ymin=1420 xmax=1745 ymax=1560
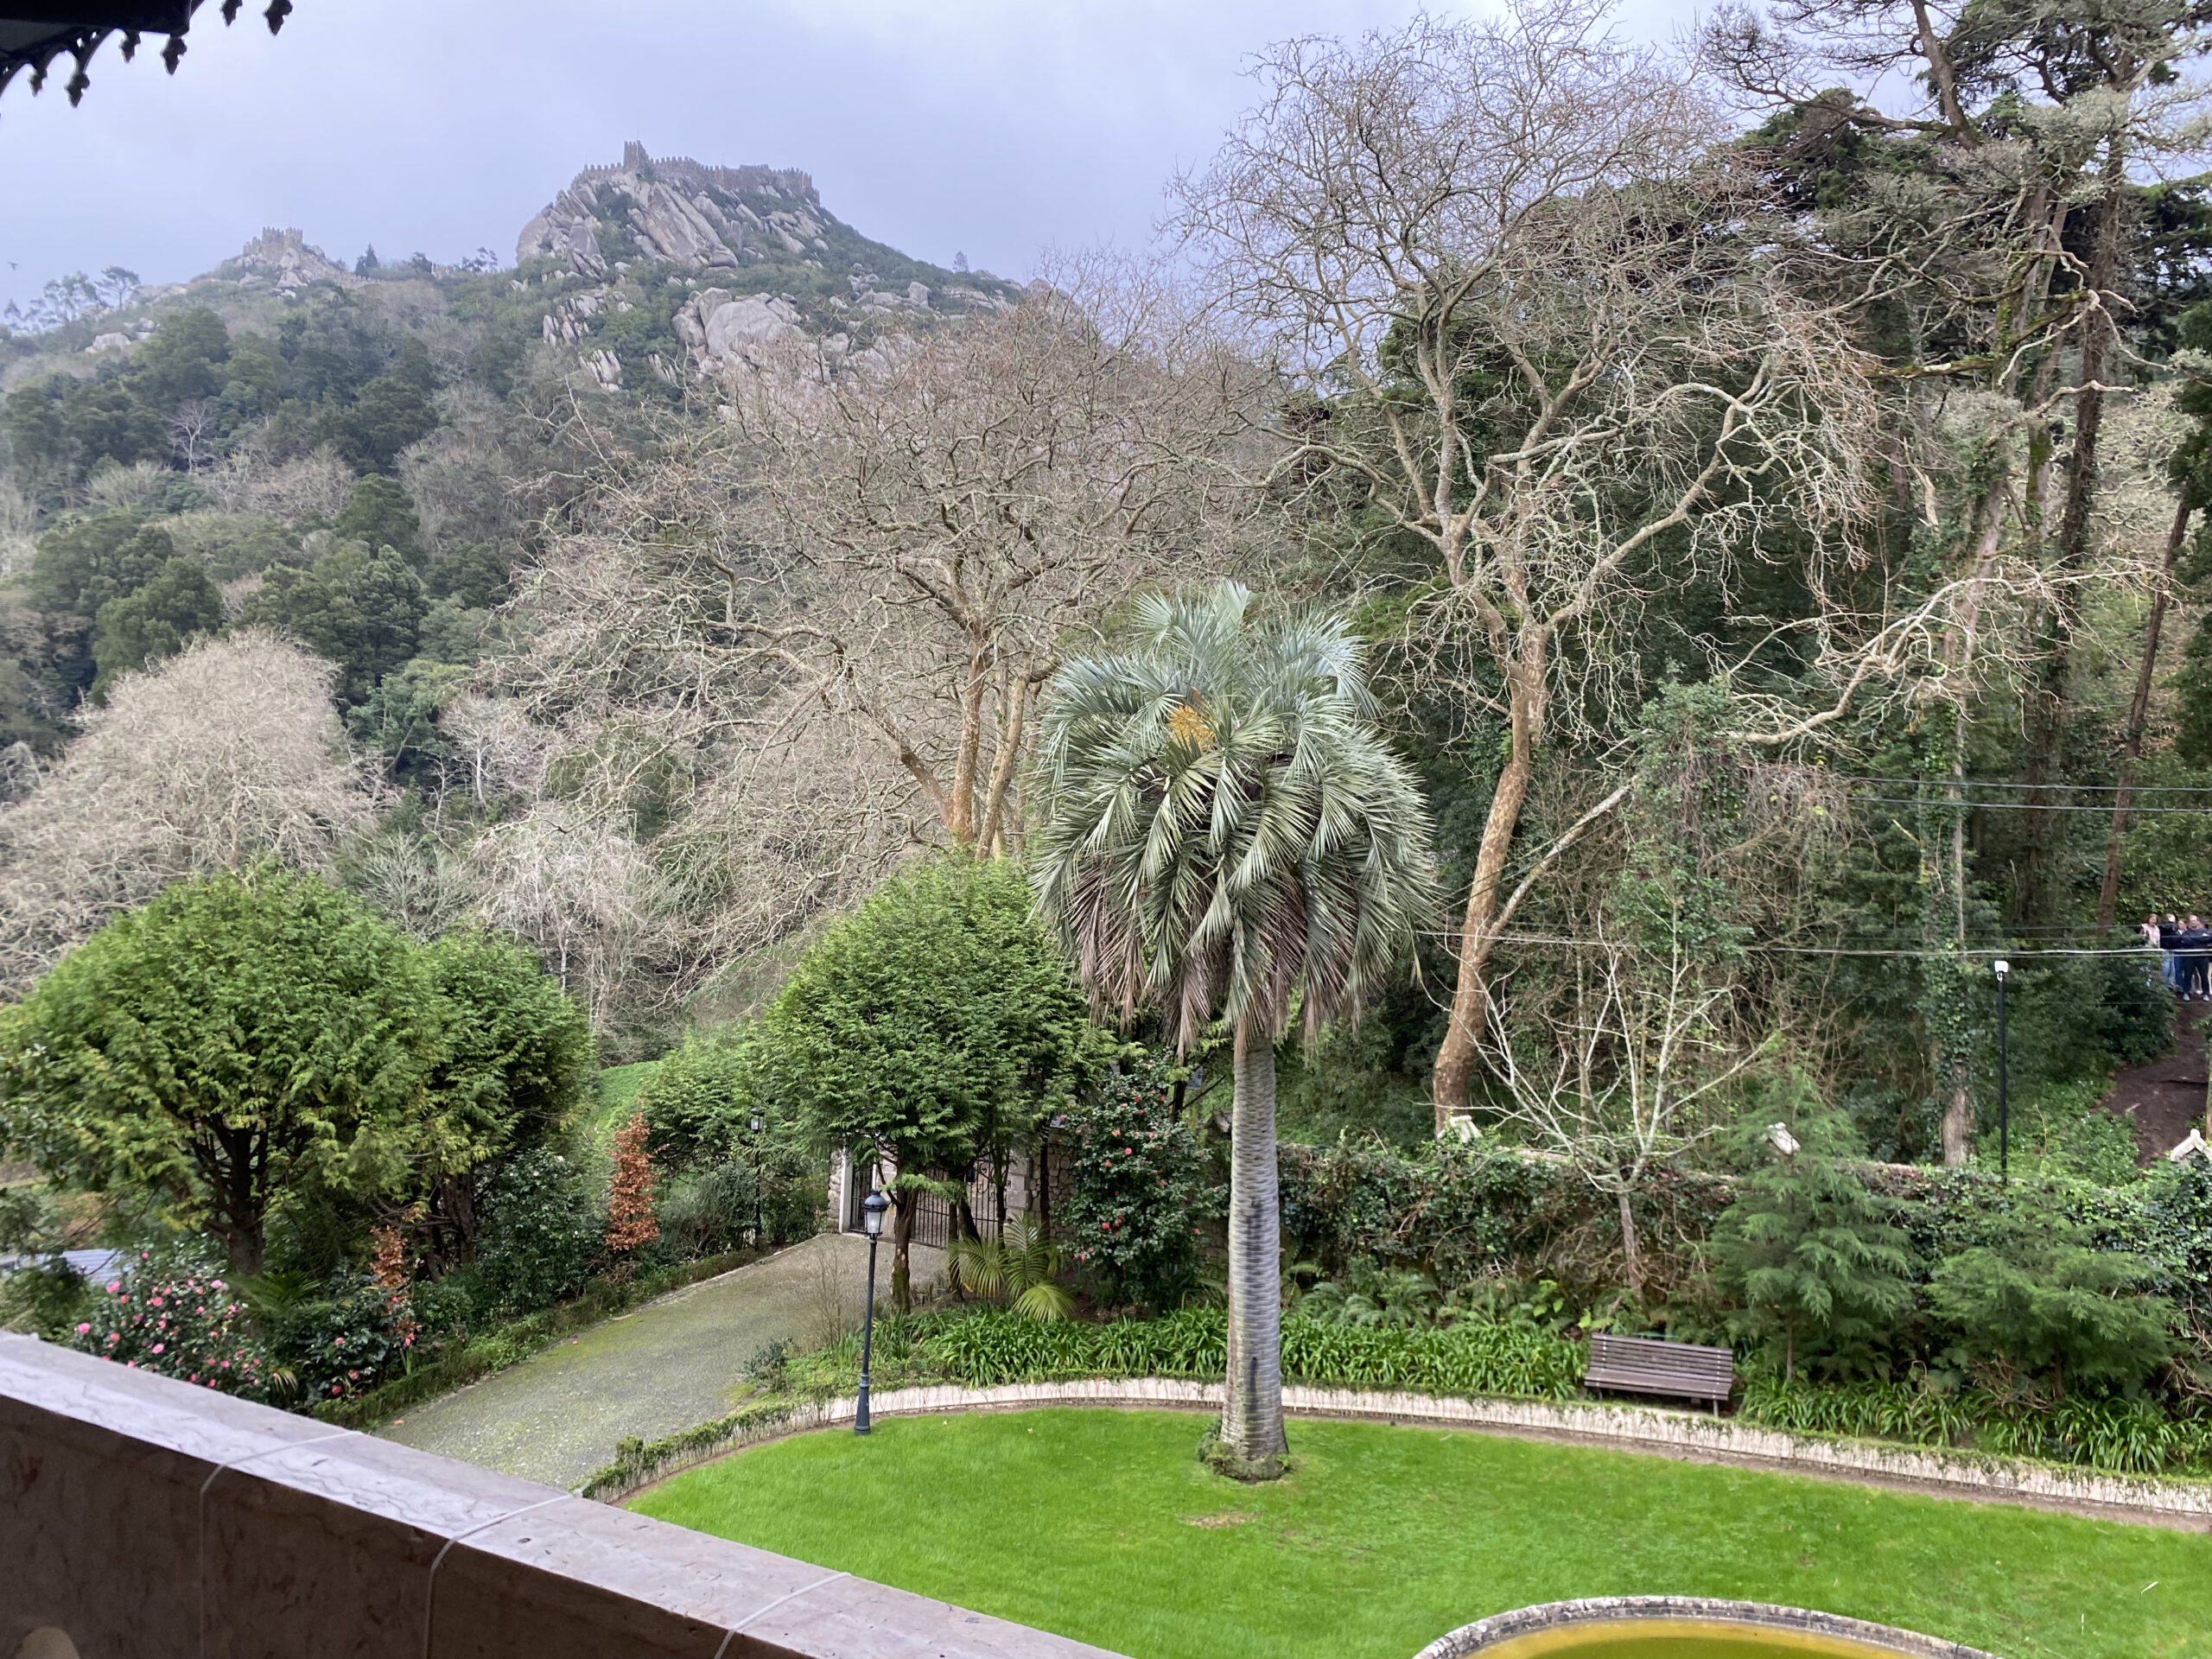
xmin=0 ymin=1334 xmax=1124 ymax=1659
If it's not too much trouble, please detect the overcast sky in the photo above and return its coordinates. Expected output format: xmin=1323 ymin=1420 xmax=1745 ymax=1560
xmin=0 ymin=0 xmax=1685 ymax=312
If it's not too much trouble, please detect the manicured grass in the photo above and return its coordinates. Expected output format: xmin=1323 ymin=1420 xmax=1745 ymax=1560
xmin=632 ymin=1408 xmax=2212 ymax=1659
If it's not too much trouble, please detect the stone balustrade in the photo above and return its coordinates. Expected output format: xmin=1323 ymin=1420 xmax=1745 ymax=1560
xmin=0 ymin=1333 xmax=1124 ymax=1659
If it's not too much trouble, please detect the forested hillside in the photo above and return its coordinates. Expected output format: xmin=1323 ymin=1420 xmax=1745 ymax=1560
xmin=4 ymin=4 xmax=2212 ymax=1188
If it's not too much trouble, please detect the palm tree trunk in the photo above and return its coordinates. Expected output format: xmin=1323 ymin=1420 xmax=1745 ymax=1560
xmin=1221 ymin=1020 xmax=1288 ymax=1476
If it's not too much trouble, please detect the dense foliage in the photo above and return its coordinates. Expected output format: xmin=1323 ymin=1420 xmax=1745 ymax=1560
xmin=1059 ymin=1059 xmax=1220 ymax=1308
xmin=786 ymin=1306 xmax=1587 ymax=1403
xmin=759 ymin=853 xmax=1103 ymax=1306
xmin=65 ymin=1249 xmax=275 ymax=1399
xmin=0 ymin=867 xmax=593 ymax=1277
xmin=1709 ymin=1097 xmax=1916 ymax=1381
xmin=0 ymin=867 xmax=441 ymax=1274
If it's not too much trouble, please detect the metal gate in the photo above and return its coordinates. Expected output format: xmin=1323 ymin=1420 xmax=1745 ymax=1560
xmin=905 ymin=1166 xmax=1009 ymax=1251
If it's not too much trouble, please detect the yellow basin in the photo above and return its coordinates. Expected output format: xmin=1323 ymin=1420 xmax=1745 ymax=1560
xmin=1419 ymin=1599 xmax=1996 ymax=1659
xmin=1468 ymin=1620 xmax=1955 ymax=1658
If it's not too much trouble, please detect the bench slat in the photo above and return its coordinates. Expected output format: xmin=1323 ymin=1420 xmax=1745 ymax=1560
xmin=1584 ymin=1334 xmax=1735 ymax=1405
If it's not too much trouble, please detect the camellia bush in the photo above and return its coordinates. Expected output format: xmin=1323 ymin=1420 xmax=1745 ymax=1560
xmin=1060 ymin=1058 xmax=1221 ymax=1308
xmin=66 ymin=1249 xmax=276 ymax=1399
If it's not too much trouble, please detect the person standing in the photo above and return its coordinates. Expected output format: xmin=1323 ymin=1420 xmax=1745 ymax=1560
xmin=2145 ymin=912 xmax=2169 ymax=990
xmin=2183 ymin=915 xmax=2211 ymax=1001
xmin=2162 ymin=913 xmax=2183 ymax=993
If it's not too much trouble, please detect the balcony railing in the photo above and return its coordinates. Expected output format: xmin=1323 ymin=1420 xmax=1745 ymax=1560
xmin=0 ymin=1332 xmax=1122 ymax=1659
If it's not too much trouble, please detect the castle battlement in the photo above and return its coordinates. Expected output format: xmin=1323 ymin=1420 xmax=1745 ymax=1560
xmin=571 ymin=141 xmax=815 ymax=202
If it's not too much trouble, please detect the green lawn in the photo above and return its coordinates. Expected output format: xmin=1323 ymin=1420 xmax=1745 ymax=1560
xmin=632 ymin=1408 xmax=2212 ymax=1659
xmin=588 ymin=1060 xmax=662 ymax=1148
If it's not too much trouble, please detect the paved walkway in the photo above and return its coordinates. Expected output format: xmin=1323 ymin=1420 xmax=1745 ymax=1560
xmin=377 ymin=1232 xmax=938 ymax=1490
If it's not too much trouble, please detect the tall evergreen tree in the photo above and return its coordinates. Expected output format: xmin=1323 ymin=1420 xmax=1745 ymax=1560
xmin=1711 ymin=1091 xmax=1915 ymax=1381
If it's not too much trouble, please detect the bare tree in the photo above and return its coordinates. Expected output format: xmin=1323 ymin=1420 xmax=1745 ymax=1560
xmin=1488 ymin=922 xmax=1761 ymax=1295
xmin=0 ymin=632 xmax=382 ymax=991
xmin=1175 ymin=0 xmax=1878 ymax=1128
xmin=165 ymin=399 xmax=220 ymax=472
xmin=467 ymin=804 xmax=671 ymax=1027
xmin=203 ymin=442 xmax=356 ymax=523
xmin=718 ymin=278 xmax=1255 ymax=850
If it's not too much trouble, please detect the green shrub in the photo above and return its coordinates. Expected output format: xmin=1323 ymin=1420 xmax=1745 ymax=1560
xmin=1061 ymin=1058 xmax=1220 ymax=1308
xmin=264 ymin=1268 xmax=413 ymax=1404
xmin=0 ymin=1256 xmax=92 ymax=1338
xmin=789 ymin=1306 xmax=1586 ymax=1402
xmin=635 ymin=1036 xmax=758 ymax=1167
xmin=473 ymin=1150 xmax=600 ymax=1315
xmin=657 ymin=1157 xmax=819 ymax=1256
xmin=1739 ymin=1371 xmax=2212 ymax=1476
xmin=65 ymin=1247 xmax=277 ymax=1399
xmin=1709 ymin=1095 xmax=1914 ymax=1381
xmin=1925 ymin=1211 xmax=2174 ymax=1395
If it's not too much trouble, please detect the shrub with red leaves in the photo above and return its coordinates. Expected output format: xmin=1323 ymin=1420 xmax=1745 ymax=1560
xmin=606 ymin=1112 xmax=660 ymax=1254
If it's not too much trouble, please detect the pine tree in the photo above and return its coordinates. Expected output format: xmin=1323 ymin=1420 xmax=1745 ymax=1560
xmin=1711 ymin=1093 xmax=1914 ymax=1381
xmin=605 ymin=1113 xmax=659 ymax=1254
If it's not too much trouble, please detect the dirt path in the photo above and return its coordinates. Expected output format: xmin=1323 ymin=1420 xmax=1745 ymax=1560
xmin=376 ymin=1232 xmax=939 ymax=1491
xmin=2101 ymin=998 xmax=2209 ymax=1164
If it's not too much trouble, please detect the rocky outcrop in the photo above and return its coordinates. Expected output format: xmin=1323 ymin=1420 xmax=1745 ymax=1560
xmin=514 ymin=142 xmax=1018 ymax=392
xmin=668 ymin=289 xmax=805 ymax=374
xmin=222 ymin=228 xmax=361 ymax=295
xmin=518 ymin=140 xmax=824 ymax=278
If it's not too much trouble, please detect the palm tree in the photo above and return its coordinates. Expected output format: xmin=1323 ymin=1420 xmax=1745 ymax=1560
xmin=1031 ymin=582 xmax=1435 ymax=1477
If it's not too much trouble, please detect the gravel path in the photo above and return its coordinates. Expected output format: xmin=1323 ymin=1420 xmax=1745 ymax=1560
xmin=376 ymin=1232 xmax=939 ymax=1490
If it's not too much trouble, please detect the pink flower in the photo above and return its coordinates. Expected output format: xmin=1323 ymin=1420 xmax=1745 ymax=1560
xmin=75 ymin=1323 xmax=90 ymax=1335
xmin=149 ymin=1297 xmax=163 ymax=1308
xmin=150 ymin=1343 xmax=164 ymax=1356
xmin=105 ymin=1281 xmax=119 ymax=1294
xmin=105 ymin=1333 xmax=118 ymax=1345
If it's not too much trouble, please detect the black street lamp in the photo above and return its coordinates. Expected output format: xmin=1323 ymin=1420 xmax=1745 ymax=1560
xmin=748 ymin=1113 xmax=764 ymax=1248
xmin=1993 ymin=958 xmax=2011 ymax=1183
xmin=855 ymin=1188 xmax=888 ymax=1436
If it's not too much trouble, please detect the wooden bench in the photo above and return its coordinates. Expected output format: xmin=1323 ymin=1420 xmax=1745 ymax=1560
xmin=1583 ymin=1333 xmax=1735 ymax=1411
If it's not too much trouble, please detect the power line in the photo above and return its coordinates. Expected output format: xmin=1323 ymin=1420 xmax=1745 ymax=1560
xmin=1822 ymin=773 xmax=2212 ymax=796
xmin=1415 ymin=928 xmax=2163 ymax=960
xmin=1851 ymin=795 xmax=2212 ymax=815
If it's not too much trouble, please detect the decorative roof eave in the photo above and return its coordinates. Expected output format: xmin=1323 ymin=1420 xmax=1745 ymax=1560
xmin=0 ymin=0 xmax=292 ymax=107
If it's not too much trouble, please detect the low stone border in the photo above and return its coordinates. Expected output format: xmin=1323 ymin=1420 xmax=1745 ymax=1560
xmin=582 ymin=1376 xmax=2212 ymax=1527
xmin=1413 ymin=1596 xmax=2002 ymax=1658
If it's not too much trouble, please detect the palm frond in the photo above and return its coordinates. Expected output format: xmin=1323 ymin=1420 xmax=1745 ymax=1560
xmin=1033 ymin=581 xmax=1438 ymax=1048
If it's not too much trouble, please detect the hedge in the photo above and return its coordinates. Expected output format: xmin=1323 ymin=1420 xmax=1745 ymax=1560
xmin=785 ymin=1306 xmax=1585 ymax=1403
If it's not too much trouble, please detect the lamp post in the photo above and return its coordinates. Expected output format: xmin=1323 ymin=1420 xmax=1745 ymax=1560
xmin=856 ymin=1189 xmax=888 ymax=1436
xmin=748 ymin=1113 xmax=764 ymax=1248
xmin=1993 ymin=959 xmax=2011 ymax=1183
